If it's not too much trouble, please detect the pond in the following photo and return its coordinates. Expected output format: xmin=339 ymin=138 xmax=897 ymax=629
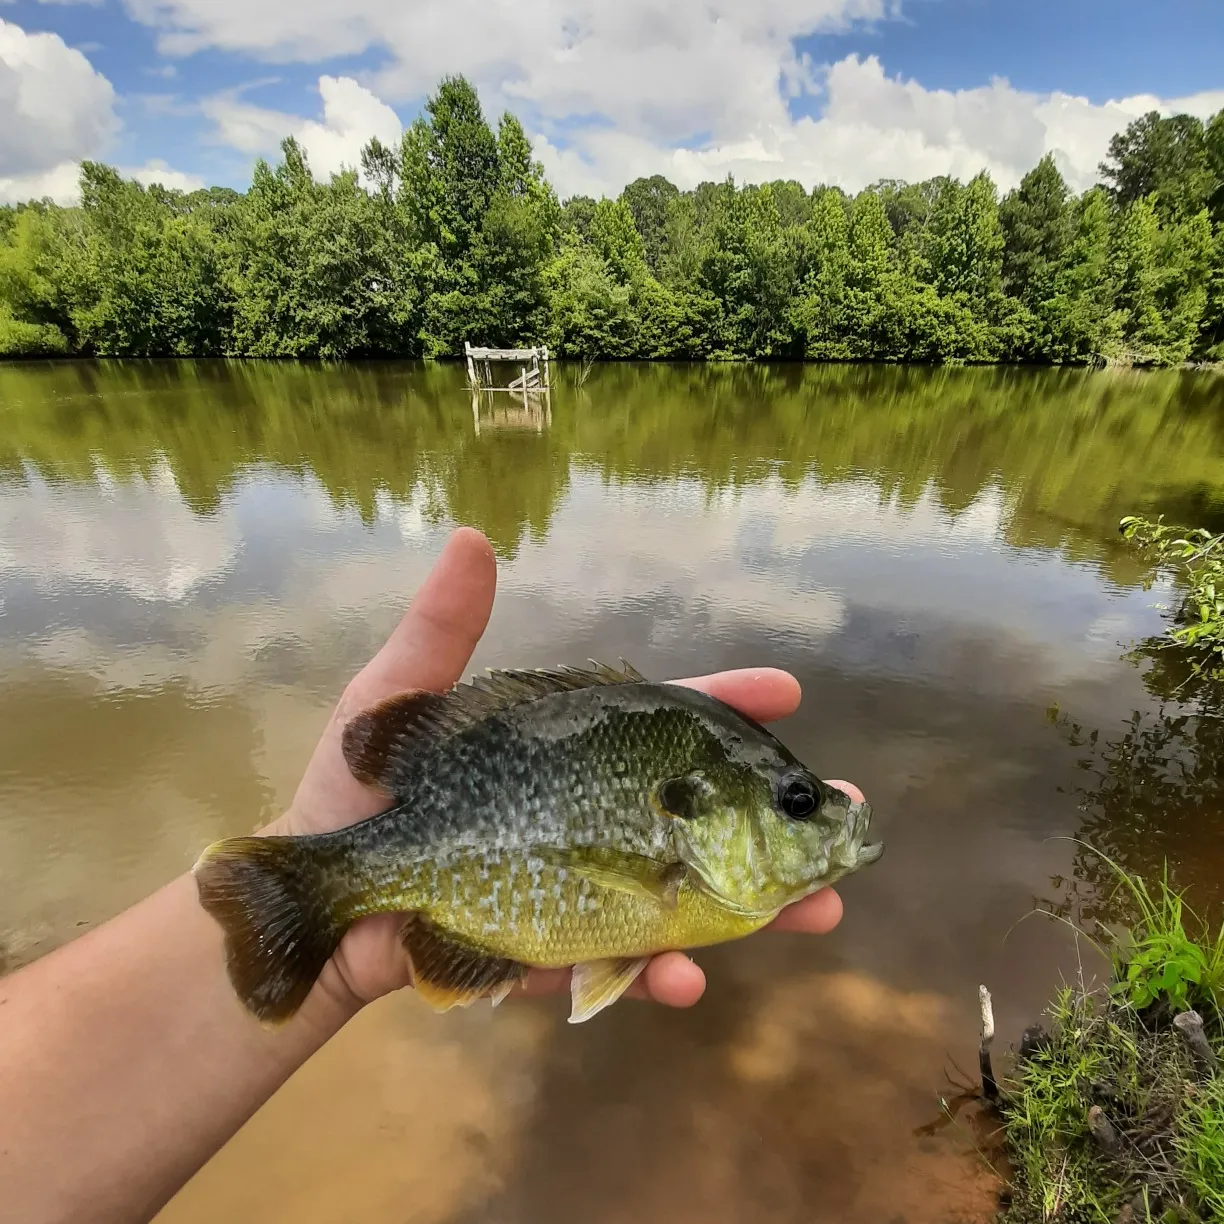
xmin=1 ymin=360 xmax=1223 ymax=1223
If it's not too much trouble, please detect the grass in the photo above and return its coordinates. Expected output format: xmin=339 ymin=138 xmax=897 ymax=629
xmin=999 ymin=858 xmax=1224 ymax=1223
xmin=1179 ymin=1076 xmax=1224 ymax=1219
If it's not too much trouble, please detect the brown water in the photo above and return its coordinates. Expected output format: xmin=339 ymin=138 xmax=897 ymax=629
xmin=2 ymin=361 xmax=1223 ymax=1223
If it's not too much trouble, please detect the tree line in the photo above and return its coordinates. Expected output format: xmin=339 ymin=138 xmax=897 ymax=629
xmin=2 ymin=76 xmax=1223 ymax=365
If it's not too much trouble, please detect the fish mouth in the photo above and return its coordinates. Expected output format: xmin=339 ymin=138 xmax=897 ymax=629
xmin=855 ymin=840 xmax=885 ymax=866
xmin=832 ymin=800 xmax=884 ymax=872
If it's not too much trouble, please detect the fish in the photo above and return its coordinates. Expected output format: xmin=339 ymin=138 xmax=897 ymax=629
xmin=193 ymin=662 xmax=883 ymax=1026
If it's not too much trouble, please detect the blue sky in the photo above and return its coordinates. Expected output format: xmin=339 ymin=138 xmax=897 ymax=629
xmin=2 ymin=0 xmax=1222 ymax=204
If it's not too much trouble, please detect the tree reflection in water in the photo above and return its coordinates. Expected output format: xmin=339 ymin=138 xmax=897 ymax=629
xmin=1050 ymin=635 xmax=1224 ymax=928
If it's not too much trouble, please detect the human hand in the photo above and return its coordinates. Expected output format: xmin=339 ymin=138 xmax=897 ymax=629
xmin=266 ymin=527 xmax=854 ymax=1017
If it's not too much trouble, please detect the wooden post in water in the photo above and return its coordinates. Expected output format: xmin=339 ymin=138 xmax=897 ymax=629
xmin=463 ymin=343 xmax=550 ymax=402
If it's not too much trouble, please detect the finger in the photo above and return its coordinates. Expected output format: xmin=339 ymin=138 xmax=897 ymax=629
xmin=288 ymin=528 xmax=496 ymax=828
xmin=521 ymin=952 xmax=707 ymax=1009
xmin=518 ymin=967 xmax=570 ymax=998
xmin=346 ymin=526 xmax=497 ymax=707
xmin=669 ymin=668 xmax=801 ymax=724
xmin=638 ymin=952 xmax=706 ymax=1007
xmin=766 ymin=887 xmax=844 ymax=934
xmin=826 ymin=779 xmax=866 ymax=805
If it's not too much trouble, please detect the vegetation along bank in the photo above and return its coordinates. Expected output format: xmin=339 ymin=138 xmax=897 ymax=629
xmin=995 ymin=518 xmax=1224 ymax=1223
xmin=2 ymin=78 xmax=1224 ymax=365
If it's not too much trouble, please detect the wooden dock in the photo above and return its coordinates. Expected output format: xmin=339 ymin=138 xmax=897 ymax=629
xmin=464 ymin=343 xmax=550 ymax=392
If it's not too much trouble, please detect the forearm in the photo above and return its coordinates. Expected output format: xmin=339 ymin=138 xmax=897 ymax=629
xmin=0 ymin=869 xmax=357 ymax=1224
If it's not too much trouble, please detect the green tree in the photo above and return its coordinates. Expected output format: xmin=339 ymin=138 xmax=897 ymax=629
xmin=698 ymin=181 xmax=798 ymax=357
xmin=0 ymin=205 xmax=76 ymax=355
xmin=400 ymin=76 xmax=501 ymax=259
xmin=1100 ymin=112 xmax=1216 ymax=221
xmin=546 ymin=232 xmax=638 ymax=358
xmin=589 ymin=198 xmax=647 ymax=281
xmin=1039 ymin=187 xmax=1122 ymax=362
xmin=619 ymin=175 xmax=678 ymax=275
xmin=790 ymin=188 xmax=853 ymax=359
xmin=559 ymin=196 xmax=597 ymax=240
xmin=923 ymin=173 xmax=1005 ymax=306
xmin=226 ymin=140 xmax=396 ymax=357
xmin=1108 ymin=195 xmax=1211 ymax=365
xmin=1158 ymin=209 xmax=1214 ymax=362
xmin=845 ymin=190 xmax=910 ymax=359
xmin=872 ymin=178 xmax=941 ymax=241
xmin=71 ymin=163 xmax=232 ymax=356
xmin=764 ymin=179 xmax=810 ymax=229
xmin=1200 ymin=223 xmax=1224 ymax=359
xmin=399 ymin=80 xmax=557 ymax=354
xmin=1206 ymin=109 xmax=1224 ymax=221
xmin=1000 ymin=154 xmax=1072 ymax=307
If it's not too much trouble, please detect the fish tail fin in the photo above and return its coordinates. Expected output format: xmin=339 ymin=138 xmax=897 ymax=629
xmin=193 ymin=834 xmax=350 ymax=1025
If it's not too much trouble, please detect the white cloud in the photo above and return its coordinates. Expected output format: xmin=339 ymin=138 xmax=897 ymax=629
xmin=0 ymin=158 xmax=206 ymax=205
xmin=0 ymin=458 xmax=239 ymax=603
xmin=536 ymin=56 xmax=1224 ymax=197
xmin=114 ymin=0 xmax=1224 ymax=199
xmin=0 ymin=19 xmax=201 ymax=204
xmin=0 ymin=18 xmax=118 ymax=178
xmin=0 ymin=160 xmax=83 ymax=206
xmin=128 ymin=158 xmax=205 ymax=192
xmin=203 ymin=75 xmax=402 ymax=180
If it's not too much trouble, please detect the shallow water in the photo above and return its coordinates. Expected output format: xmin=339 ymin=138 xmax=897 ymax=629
xmin=2 ymin=360 xmax=1223 ymax=1223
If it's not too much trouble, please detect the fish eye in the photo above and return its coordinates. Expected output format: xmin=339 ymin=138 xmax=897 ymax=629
xmin=779 ymin=776 xmax=819 ymax=821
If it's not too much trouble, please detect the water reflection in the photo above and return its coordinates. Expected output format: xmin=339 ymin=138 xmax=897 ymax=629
xmin=1050 ymin=646 xmax=1224 ymax=922
xmin=2 ymin=360 xmax=1224 ymax=1223
xmin=3 ymin=361 xmax=1223 ymax=566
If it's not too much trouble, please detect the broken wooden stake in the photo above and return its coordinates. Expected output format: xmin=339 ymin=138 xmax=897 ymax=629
xmin=1173 ymin=1010 xmax=1219 ymax=1078
xmin=979 ymin=985 xmax=998 ymax=1102
xmin=1087 ymin=1105 xmax=1123 ymax=1156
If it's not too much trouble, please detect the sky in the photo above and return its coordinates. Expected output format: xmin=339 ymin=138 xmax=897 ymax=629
xmin=2 ymin=0 xmax=1223 ymax=206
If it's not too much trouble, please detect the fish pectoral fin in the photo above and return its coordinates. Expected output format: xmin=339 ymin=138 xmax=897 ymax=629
xmin=565 ymin=848 xmax=686 ymax=909
xmin=401 ymin=914 xmax=528 ymax=1012
xmin=569 ymin=957 xmax=650 ymax=1024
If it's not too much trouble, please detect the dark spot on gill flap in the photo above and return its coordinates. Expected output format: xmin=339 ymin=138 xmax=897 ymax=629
xmin=400 ymin=914 xmax=529 ymax=1012
xmin=341 ymin=662 xmax=649 ymax=794
xmin=654 ymin=771 xmax=715 ymax=821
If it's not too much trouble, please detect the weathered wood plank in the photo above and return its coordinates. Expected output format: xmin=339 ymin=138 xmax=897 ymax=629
xmin=465 ymin=346 xmax=544 ymax=361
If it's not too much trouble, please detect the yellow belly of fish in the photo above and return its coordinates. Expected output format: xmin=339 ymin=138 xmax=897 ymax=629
xmin=375 ymin=857 xmax=772 ymax=967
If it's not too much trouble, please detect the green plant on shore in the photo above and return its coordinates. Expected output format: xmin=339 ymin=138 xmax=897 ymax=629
xmin=1179 ymin=1075 xmax=1224 ymax=1219
xmin=1093 ymin=851 xmax=1224 ymax=1017
xmin=1001 ymin=863 xmax=1224 ymax=1223
xmin=1121 ymin=515 xmax=1224 ymax=681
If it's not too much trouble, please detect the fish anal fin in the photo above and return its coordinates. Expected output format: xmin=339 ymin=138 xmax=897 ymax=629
xmin=566 ymin=848 xmax=685 ymax=909
xmin=401 ymin=915 xmax=528 ymax=1013
xmin=569 ymin=957 xmax=650 ymax=1023
xmin=341 ymin=663 xmax=649 ymax=794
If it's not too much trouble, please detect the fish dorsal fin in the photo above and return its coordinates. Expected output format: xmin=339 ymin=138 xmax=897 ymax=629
xmin=341 ymin=660 xmax=648 ymax=793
